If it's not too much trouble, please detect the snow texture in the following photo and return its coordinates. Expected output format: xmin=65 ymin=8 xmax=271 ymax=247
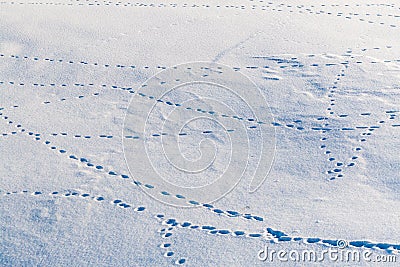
xmin=0 ymin=0 xmax=399 ymax=266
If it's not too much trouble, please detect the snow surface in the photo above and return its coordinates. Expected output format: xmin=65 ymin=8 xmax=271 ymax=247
xmin=0 ymin=0 xmax=399 ymax=266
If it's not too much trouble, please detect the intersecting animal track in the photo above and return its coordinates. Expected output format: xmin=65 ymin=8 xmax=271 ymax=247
xmin=267 ymin=227 xmax=400 ymax=252
xmin=0 ymin=108 xmax=268 ymax=223
xmin=2 ymin=189 xmax=400 ymax=255
xmin=1 ymin=42 xmax=400 ymax=263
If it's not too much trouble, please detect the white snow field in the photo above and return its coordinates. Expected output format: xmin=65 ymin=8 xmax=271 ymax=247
xmin=1 ymin=0 xmax=400 ymax=266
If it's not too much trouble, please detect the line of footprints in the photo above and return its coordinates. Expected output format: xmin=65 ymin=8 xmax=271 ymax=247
xmin=1 ymin=189 xmax=399 ymax=266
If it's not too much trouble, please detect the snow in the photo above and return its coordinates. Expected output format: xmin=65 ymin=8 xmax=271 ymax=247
xmin=0 ymin=0 xmax=399 ymax=266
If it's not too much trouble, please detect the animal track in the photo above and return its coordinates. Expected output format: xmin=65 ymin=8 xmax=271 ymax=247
xmin=267 ymin=228 xmax=400 ymax=252
xmin=0 ymin=80 xmax=134 ymax=93
xmin=156 ymin=216 xmax=187 ymax=265
xmin=2 ymin=189 xmax=399 ymax=255
xmin=1 ymin=189 xmax=144 ymax=212
xmin=319 ymin=67 xmax=347 ymax=180
xmin=2 ymin=51 xmax=400 ymax=75
xmin=0 ymin=1 xmax=399 ymax=27
xmin=1 ymin=108 xmax=268 ymax=223
xmin=1 ymin=22 xmax=399 ymax=263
